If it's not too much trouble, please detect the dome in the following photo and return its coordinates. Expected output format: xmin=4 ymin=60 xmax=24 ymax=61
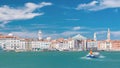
xmin=38 ymin=30 xmax=42 ymax=33
xmin=46 ymin=37 xmax=51 ymax=40
xmin=8 ymin=33 xmax=13 ymax=36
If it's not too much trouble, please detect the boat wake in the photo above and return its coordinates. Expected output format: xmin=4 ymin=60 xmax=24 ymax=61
xmin=99 ymin=55 xmax=105 ymax=58
xmin=81 ymin=55 xmax=120 ymax=62
xmin=81 ymin=56 xmax=92 ymax=60
xmin=80 ymin=55 xmax=105 ymax=61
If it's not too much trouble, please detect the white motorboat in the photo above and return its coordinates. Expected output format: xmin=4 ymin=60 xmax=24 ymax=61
xmin=86 ymin=50 xmax=100 ymax=58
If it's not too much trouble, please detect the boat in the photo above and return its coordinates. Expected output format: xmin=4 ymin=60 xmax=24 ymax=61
xmin=86 ymin=49 xmax=100 ymax=58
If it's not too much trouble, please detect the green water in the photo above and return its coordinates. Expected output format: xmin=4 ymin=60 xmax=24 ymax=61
xmin=0 ymin=51 xmax=120 ymax=68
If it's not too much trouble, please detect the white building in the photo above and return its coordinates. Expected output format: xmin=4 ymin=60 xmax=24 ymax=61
xmin=51 ymin=34 xmax=87 ymax=51
xmin=50 ymin=38 xmax=75 ymax=51
xmin=31 ymin=40 xmax=51 ymax=51
xmin=98 ymin=41 xmax=112 ymax=51
xmin=72 ymin=34 xmax=87 ymax=51
xmin=86 ymin=33 xmax=98 ymax=51
xmin=0 ymin=34 xmax=26 ymax=51
xmin=98 ymin=28 xmax=112 ymax=51
xmin=87 ymin=40 xmax=98 ymax=51
xmin=52 ymin=38 xmax=69 ymax=51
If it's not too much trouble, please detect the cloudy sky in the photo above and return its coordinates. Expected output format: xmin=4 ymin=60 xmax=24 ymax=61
xmin=0 ymin=0 xmax=120 ymax=40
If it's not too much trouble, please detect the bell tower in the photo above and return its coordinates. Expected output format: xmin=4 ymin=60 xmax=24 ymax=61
xmin=38 ymin=30 xmax=42 ymax=40
xmin=94 ymin=32 xmax=97 ymax=41
xmin=107 ymin=28 xmax=110 ymax=41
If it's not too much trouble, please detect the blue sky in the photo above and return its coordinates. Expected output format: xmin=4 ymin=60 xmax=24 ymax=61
xmin=0 ymin=0 xmax=120 ymax=40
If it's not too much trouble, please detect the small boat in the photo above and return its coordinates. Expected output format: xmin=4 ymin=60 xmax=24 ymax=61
xmin=86 ymin=49 xmax=100 ymax=58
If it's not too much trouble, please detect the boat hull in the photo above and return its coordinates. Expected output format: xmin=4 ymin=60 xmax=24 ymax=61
xmin=86 ymin=55 xmax=98 ymax=58
xmin=86 ymin=52 xmax=100 ymax=58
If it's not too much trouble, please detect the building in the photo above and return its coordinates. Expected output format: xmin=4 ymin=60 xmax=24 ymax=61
xmin=50 ymin=38 xmax=75 ymax=51
xmin=86 ymin=33 xmax=98 ymax=51
xmin=111 ymin=40 xmax=120 ymax=51
xmin=51 ymin=38 xmax=69 ymax=51
xmin=0 ymin=28 xmax=120 ymax=52
xmin=87 ymin=40 xmax=98 ymax=51
xmin=72 ymin=34 xmax=87 ymax=51
xmin=0 ymin=34 xmax=26 ymax=51
xmin=98 ymin=40 xmax=112 ymax=51
xmin=31 ymin=40 xmax=51 ymax=51
xmin=98 ymin=28 xmax=112 ymax=51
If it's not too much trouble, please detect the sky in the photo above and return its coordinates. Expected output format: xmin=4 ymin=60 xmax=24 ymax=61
xmin=0 ymin=0 xmax=120 ymax=40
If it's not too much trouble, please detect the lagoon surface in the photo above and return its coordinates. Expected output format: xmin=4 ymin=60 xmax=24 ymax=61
xmin=0 ymin=51 xmax=120 ymax=68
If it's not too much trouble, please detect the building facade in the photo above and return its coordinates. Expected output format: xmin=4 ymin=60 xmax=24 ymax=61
xmin=111 ymin=40 xmax=120 ymax=51
xmin=86 ymin=40 xmax=98 ymax=51
xmin=31 ymin=40 xmax=51 ymax=51
xmin=72 ymin=34 xmax=87 ymax=51
xmin=0 ymin=34 xmax=26 ymax=51
xmin=98 ymin=41 xmax=112 ymax=51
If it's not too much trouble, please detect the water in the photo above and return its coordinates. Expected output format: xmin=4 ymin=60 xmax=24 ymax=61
xmin=0 ymin=51 xmax=120 ymax=68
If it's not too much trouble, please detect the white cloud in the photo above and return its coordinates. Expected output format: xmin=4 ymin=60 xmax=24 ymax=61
xmin=95 ymin=30 xmax=120 ymax=40
xmin=61 ymin=31 xmax=81 ymax=36
xmin=43 ymin=31 xmax=82 ymax=39
xmin=73 ymin=26 xmax=81 ymax=30
xmin=8 ymin=30 xmax=120 ymax=40
xmin=0 ymin=2 xmax=52 ymax=27
xmin=10 ymin=31 xmax=38 ymax=38
xmin=96 ymin=31 xmax=107 ymax=34
xmin=111 ymin=31 xmax=120 ymax=37
xmin=2 ymin=30 xmax=88 ymax=39
xmin=58 ymin=31 xmax=88 ymax=38
xmin=76 ymin=0 xmax=120 ymax=11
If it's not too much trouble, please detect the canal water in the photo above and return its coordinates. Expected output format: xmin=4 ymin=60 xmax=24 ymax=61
xmin=0 ymin=51 xmax=120 ymax=68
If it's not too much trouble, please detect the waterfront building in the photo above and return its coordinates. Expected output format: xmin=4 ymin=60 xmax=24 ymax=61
xmin=111 ymin=40 xmax=120 ymax=51
xmin=0 ymin=34 xmax=26 ymax=51
xmin=31 ymin=40 xmax=51 ymax=51
xmin=72 ymin=34 xmax=87 ymax=51
xmin=50 ymin=40 xmax=58 ymax=50
xmin=0 ymin=28 xmax=120 ymax=52
xmin=30 ymin=30 xmax=52 ymax=51
xmin=24 ymin=39 xmax=33 ymax=51
xmin=67 ymin=38 xmax=75 ymax=50
xmin=51 ymin=38 xmax=69 ymax=51
xmin=97 ymin=28 xmax=112 ymax=51
xmin=98 ymin=40 xmax=112 ymax=51
xmin=86 ymin=40 xmax=98 ymax=51
xmin=50 ymin=38 xmax=75 ymax=51
xmin=86 ymin=32 xmax=98 ymax=51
